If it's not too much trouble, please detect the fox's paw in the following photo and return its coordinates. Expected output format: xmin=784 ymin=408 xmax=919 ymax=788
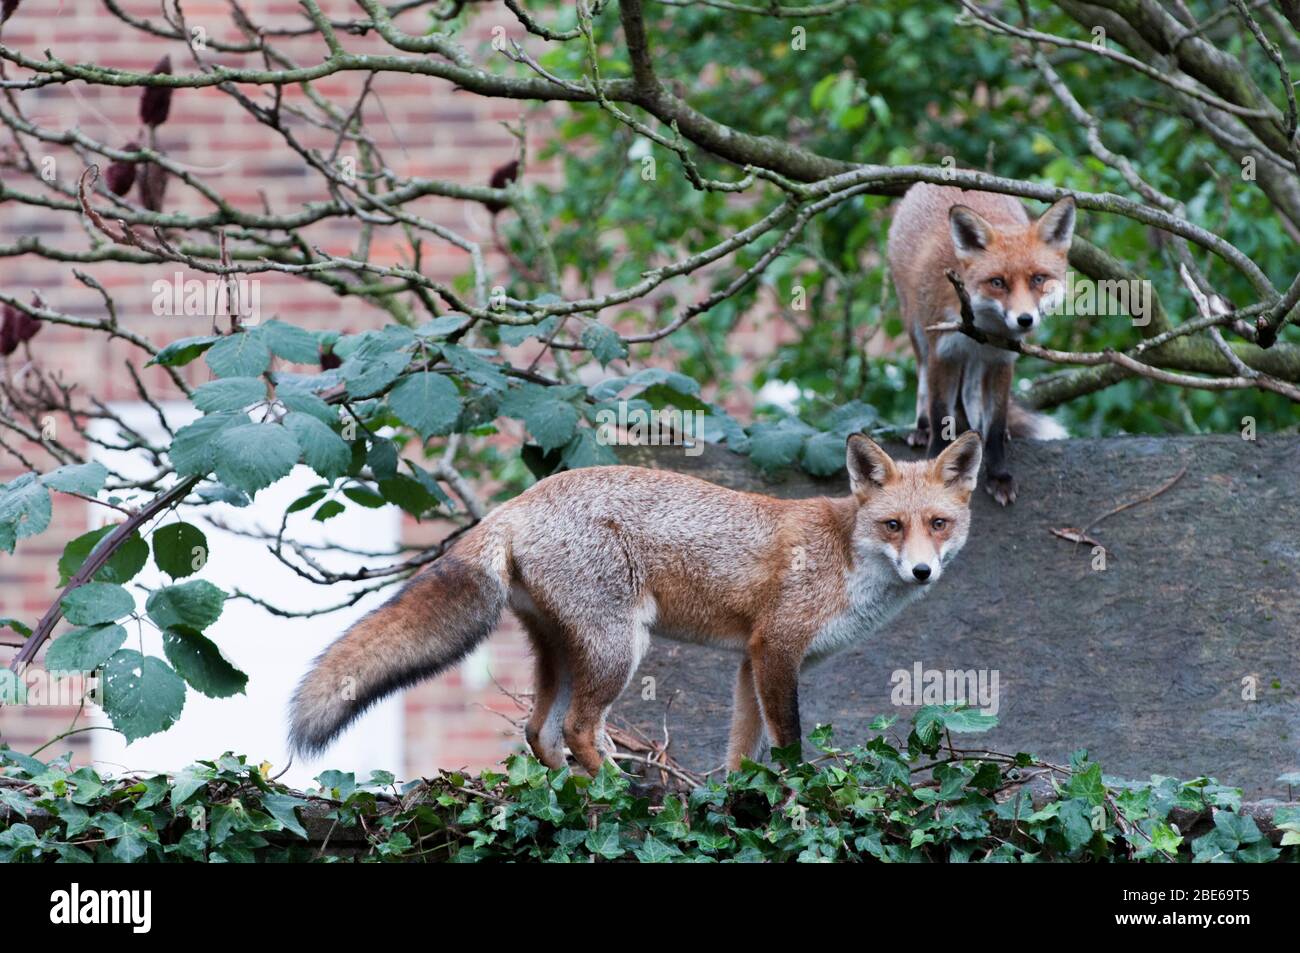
xmin=906 ymin=427 xmax=929 ymax=449
xmin=986 ymin=473 xmax=1017 ymax=506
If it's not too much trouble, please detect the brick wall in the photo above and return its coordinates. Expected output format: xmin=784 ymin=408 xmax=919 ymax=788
xmin=0 ymin=1 xmax=551 ymax=777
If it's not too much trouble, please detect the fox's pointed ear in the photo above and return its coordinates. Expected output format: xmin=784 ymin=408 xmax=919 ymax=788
xmin=949 ymin=205 xmax=994 ymax=259
xmin=932 ymin=431 xmax=983 ymax=494
xmin=846 ymin=434 xmax=897 ymax=496
xmin=1036 ymin=196 xmax=1076 ymax=251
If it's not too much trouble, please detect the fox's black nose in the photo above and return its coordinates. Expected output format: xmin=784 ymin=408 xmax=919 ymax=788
xmin=912 ymin=564 xmax=932 ymax=582
xmin=1016 ymin=313 xmax=1034 ymax=329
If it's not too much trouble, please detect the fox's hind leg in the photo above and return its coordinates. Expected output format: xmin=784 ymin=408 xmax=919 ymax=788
xmin=561 ymin=607 xmax=652 ymax=776
xmin=908 ymin=322 xmax=931 ymax=448
xmin=519 ymin=613 xmax=570 ymax=769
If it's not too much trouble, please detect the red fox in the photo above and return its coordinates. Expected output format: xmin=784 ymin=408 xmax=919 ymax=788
xmin=289 ymin=432 xmax=983 ymax=774
xmin=887 ymin=182 xmax=1073 ymax=505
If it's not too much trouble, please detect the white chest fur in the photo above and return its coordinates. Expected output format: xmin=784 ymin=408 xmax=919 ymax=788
xmin=803 ymin=562 xmax=924 ymax=667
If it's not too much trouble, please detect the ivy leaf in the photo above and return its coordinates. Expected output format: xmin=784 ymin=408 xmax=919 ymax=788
xmin=191 ymin=377 xmax=266 ymax=413
xmin=584 ymin=822 xmax=626 ymax=859
xmin=100 ymin=650 xmax=186 ymax=742
xmin=57 ymin=526 xmax=149 ymax=586
xmin=148 ymin=334 xmax=220 ymax=367
xmin=212 ymin=422 xmax=300 ymax=493
xmin=260 ymin=793 xmax=309 ymax=838
xmin=387 ymin=372 xmax=462 ymax=438
xmin=632 ymin=834 xmax=682 ymax=863
xmin=40 ymin=462 xmax=109 ymax=496
xmin=205 ymin=330 xmax=271 ymax=378
xmin=60 ymin=583 xmax=135 ymax=625
xmin=45 ymin=624 xmax=127 ymax=672
xmin=260 ymin=319 xmax=320 ymax=364
xmin=284 ymin=413 xmax=351 ymax=481
xmin=162 ymin=626 xmax=247 ymax=698
xmin=0 ymin=474 xmax=51 ymax=553
xmin=169 ymin=411 xmax=242 ymax=476
xmin=146 ymin=580 xmax=226 ymax=632
xmin=151 ymin=522 xmax=208 ymax=579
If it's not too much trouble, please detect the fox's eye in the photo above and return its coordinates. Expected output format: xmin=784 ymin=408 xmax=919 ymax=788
xmin=988 ymin=276 xmax=1006 ymax=290
xmin=1031 ymin=274 xmax=1047 ymax=287
xmin=882 ymin=519 xmax=902 ymax=533
xmin=931 ymin=517 xmax=947 ymax=531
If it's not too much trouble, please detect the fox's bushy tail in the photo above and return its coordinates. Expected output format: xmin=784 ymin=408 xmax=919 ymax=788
xmin=1008 ymin=400 xmax=1068 ymax=441
xmin=288 ymin=543 xmax=507 ymax=756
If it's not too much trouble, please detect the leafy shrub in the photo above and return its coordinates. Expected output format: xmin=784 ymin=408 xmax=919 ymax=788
xmin=1 ymin=708 xmax=1292 ymax=863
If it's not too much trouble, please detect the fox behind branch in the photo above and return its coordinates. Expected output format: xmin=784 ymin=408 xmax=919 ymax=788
xmin=289 ymin=433 xmax=983 ymax=774
xmin=888 ymin=182 xmax=1075 ymax=505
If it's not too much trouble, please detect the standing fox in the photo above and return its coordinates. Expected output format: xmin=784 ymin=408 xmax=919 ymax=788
xmin=290 ymin=432 xmax=983 ymax=774
xmin=888 ymin=183 xmax=1074 ymax=505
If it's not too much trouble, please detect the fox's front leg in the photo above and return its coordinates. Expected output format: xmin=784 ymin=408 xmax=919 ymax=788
xmin=983 ymin=362 xmax=1015 ymax=505
xmin=725 ymin=658 xmax=765 ymax=771
xmin=748 ymin=638 xmax=803 ymax=762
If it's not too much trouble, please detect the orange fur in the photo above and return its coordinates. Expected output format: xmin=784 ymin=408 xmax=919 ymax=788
xmin=888 ymin=182 xmax=1073 ymax=504
xmin=288 ymin=434 xmax=984 ymax=774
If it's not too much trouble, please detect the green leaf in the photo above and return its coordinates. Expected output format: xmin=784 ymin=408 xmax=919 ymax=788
xmin=801 ymin=431 xmax=847 ymax=477
xmin=747 ymin=420 xmax=812 ymax=473
xmin=148 ymin=334 xmax=220 ymax=367
xmin=441 ymin=344 xmax=509 ymax=392
xmin=585 ymin=822 xmax=626 ymax=859
xmin=60 ymin=582 xmax=135 ymax=625
xmin=377 ymin=475 xmax=440 ymax=517
xmin=151 ymin=522 xmax=208 ymax=579
xmin=416 ymin=314 xmax=469 ymax=339
xmin=342 ymin=350 xmax=409 ymax=398
xmin=205 ymin=330 xmax=271 ymax=378
xmin=0 ymin=474 xmax=51 ymax=553
xmin=260 ymin=320 xmax=320 ymax=363
xmin=191 ymin=376 xmax=266 ymax=413
xmin=45 ymin=624 xmax=127 ymax=672
xmin=146 ymin=580 xmax=226 ymax=632
xmin=40 ymin=462 xmax=109 ymax=496
xmin=387 ymin=372 xmax=462 ymax=438
xmin=0 ymin=617 xmax=32 ymax=638
xmin=277 ymin=385 xmax=336 ymax=424
xmin=58 ymin=527 xmax=150 ymax=586
xmin=162 ymin=627 xmax=247 ymax=698
xmin=560 ymin=428 xmax=618 ymax=469
xmin=312 ymin=500 xmax=345 ymax=522
xmin=260 ymin=793 xmax=309 ymax=838
xmin=212 ymin=422 xmax=300 ymax=493
xmin=284 ymin=413 xmax=351 ymax=481
xmin=169 ymin=411 xmax=242 ymax=476
xmin=632 ymin=834 xmax=682 ymax=863
xmin=581 ymin=323 xmax=627 ymax=367
xmin=100 ymin=650 xmax=186 ymax=742
xmin=342 ymin=486 xmax=386 ymax=508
